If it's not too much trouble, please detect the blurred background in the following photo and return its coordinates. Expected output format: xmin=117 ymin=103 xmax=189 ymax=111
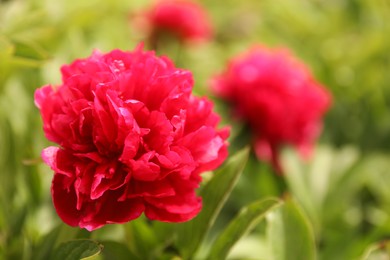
xmin=0 ymin=0 xmax=389 ymax=259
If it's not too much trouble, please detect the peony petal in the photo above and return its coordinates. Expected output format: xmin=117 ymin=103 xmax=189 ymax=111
xmin=34 ymin=85 xmax=53 ymax=109
xmin=120 ymin=131 xmax=141 ymax=162
xmin=125 ymin=179 xmax=175 ymax=199
xmin=130 ymin=159 xmax=160 ymax=181
xmin=51 ymin=173 xmax=82 ymax=227
xmin=178 ymin=126 xmax=225 ymax=165
xmin=41 ymin=146 xmax=60 ymax=168
xmin=144 ymin=194 xmax=202 ymax=222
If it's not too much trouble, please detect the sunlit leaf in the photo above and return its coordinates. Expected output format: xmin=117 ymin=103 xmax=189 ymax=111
xmin=281 ymin=145 xmax=363 ymax=233
xmin=266 ymin=198 xmax=316 ymax=260
xmin=360 ymin=240 xmax=390 ymax=260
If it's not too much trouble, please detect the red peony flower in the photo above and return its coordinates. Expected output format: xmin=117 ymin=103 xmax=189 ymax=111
xmin=212 ymin=45 xmax=331 ymax=172
xmin=137 ymin=0 xmax=213 ymax=44
xmin=35 ymin=45 xmax=229 ymax=231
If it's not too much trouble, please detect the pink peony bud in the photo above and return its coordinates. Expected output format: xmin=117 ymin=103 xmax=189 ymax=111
xmin=134 ymin=0 xmax=213 ymax=45
xmin=212 ymin=45 xmax=331 ymax=173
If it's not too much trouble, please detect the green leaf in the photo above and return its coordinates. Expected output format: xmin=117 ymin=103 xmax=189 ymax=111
xmin=124 ymin=218 xmax=160 ymax=259
xmin=100 ymin=240 xmax=139 ymax=260
xmin=266 ymin=198 xmax=316 ymax=260
xmin=51 ymin=239 xmax=103 ymax=260
xmin=54 ymin=224 xmax=86 ymax=249
xmin=9 ymin=207 xmax=28 ymax=239
xmin=0 ymin=36 xmax=15 ymax=83
xmin=207 ymin=197 xmax=282 ymax=260
xmin=33 ymin=225 xmax=62 ymax=260
xmin=12 ymin=39 xmax=50 ymax=61
xmin=176 ymin=147 xmax=250 ymax=259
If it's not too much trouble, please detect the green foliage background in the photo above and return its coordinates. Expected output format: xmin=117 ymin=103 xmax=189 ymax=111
xmin=0 ymin=0 xmax=389 ymax=259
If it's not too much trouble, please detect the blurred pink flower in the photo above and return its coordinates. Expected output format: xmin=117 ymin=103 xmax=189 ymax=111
xmin=212 ymin=45 xmax=331 ymax=172
xmin=135 ymin=0 xmax=213 ymax=44
xmin=35 ymin=45 xmax=229 ymax=231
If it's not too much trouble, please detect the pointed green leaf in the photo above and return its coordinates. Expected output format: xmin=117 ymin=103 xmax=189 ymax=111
xmin=176 ymin=147 xmax=250 ymax=259
xmin=51 ymin=239 xmax=103 ymax=260
xmin=267 ymin=198 xmax=316 ymax=260
xmin=12 ymin=39 xmax=50 ymax=61
xmin=208 ymin=198 xmax=282 ymax=260
xmin=10 ymin=56 xmax=47 ymax=68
